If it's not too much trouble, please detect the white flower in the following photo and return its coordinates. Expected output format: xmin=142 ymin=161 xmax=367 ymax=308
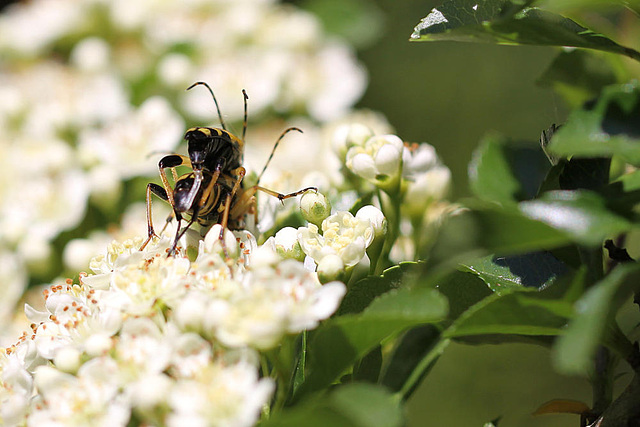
xmin=406 ymin=165 xmax=452 ymax=204
xmin=297 ymin=211 xmax=374 ymax=268
xmin=401 ymin=142 xmax=452 ymax=216
xmin=0 ymin=351 xmax=33 ymax=426
xmin=30 ymin=358 xmax=130 ymax=427
xmin=167 ymin=359 xmax=273 ymax=427
xmin=346 ymin=134 xmax=404 ymax=185
xmin=402 ymin=142 xmax=439 ymax=180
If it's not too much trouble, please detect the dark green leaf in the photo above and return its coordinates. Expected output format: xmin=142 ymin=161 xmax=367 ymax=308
xmin=435 ymin=270 xmax=493 ymax=321
xmin=295 ymin=286 xmax=448 ymax=399
xmin=337 ymin=262 xmax=418 ymax=315
xmin=537 ymin=50 xmax=619 ymax=108
xmin=444 ymin=291 xmax=572 ymax=338
xmin=263 ymin=383 xmax=403 ymax=427
xmin=411 ymin=2 xmax=640 ymax=61
xmin=469 ymin=134 xmax=550 ymax=203
xmin=352 ymin=346 xmax=382 ymax=383
xmin=519 ymin=190 xmax=634 ymax=246
xmin=380 ymin=325 xmax=442 ymax=398
xmin=462 ymin=251 xmax=570 ymax=294
xmin=554 ymin=263 xmax=640 ymax=374
xmin=558 ymin=157 xmax=611 ymax=190
xmin=547 ymin=82 xmax=640 ymax=165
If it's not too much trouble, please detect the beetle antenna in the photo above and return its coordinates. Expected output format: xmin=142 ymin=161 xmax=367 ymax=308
xmin=187 ymin=81 xmax=227 ymax=131
xmin=256 ymin=127 xmax=303 ymax=185
xmin=242 ymin=89 xmax=248 ymax=156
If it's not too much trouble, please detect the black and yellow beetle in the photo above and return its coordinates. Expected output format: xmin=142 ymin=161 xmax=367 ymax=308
xmin=140 ymin=82 xmax=315 ymax=255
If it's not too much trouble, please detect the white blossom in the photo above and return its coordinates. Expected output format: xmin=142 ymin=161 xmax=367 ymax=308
xmin=346 ymin=135 xmax=404 ymax=185
xmin=167 ymin=358 xmax=273 ymax=427
xmin=30 ymin=358 xmax=130 ymax=427
xmin=297 ymin=210 xmax=375 ymax=268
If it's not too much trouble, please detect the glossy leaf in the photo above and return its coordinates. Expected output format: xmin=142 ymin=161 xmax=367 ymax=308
xmin=519 ymin=190 xmax=634 ymax=246
xmin=424 ymin=201 xmax=572 ymax=270
xmin=554 ymin=263 xmax=640 ymax=374
xmin=547 ymin=82 xmax=640 ymax=165
xmin=295 ymin=286 xmax=448 ymax=399
xmin=435 ymin=270 xmax=493 ymax=322
xmin=410 ymin=1 xmax=640 ymax=62
xmin=462 ymin=251 xmax=569 ymax=294
xmin=264 ymin=383 xmax=404 ymax=427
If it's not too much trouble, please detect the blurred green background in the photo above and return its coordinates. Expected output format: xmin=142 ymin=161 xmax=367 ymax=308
xmin=297 ymin=0 xmax=591 ymax=425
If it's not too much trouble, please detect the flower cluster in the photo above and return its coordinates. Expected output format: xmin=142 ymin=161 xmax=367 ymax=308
xmin=2 ymin=232 xmax=346 ymax=425
xmin=0 ymin=115 xmax=453 ymax=423
xmin=0 ymin=0 xmax=367 ymax=301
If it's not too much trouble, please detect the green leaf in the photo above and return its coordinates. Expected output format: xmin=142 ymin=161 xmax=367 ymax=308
xmin=444 ymin=291 xmax=571 ymax=338
xmin=410 ymin=1 xmax=640 ymax=62
xmin=554 ymin=263 xmax=640 ymax=375
xmin=519 ymin=190 xmax=634 ymax=246
xmin=547 ymin=81 xmax=640 ymax=165
xmin=462 ymin=251 xmax=569 ymax=294
xmin=337 ymin=263 xmax=418 ymax=316
xmin=435 ymin=270 xmax=493 ymax=321
xmin=380 ymin=325 xmax=444 ymax=399
xmin=295 ymin=286 xmax=448 ymax=399
xmin=263 ymin=383 xmax=404 ymax=427
xmin=469 ymin=134 xmax=550 ymax=203
xmin=424 ymin=201 xmax=573 ymax=269
xmin=537 ymin=50 xmax=619 ymax=108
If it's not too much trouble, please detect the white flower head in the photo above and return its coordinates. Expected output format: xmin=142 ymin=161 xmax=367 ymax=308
xmin=30 ymin=358 xmax=129 ymax=427
xmin=346 ymin=134 xmax=404 ymax=188
xmin=297 ymin=210 xmax=374 ymax=268
xmin=167 ymin=359 xmax=273 ymax=427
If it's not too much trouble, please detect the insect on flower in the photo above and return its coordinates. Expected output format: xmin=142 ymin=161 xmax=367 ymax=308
xmin=140 ymin=81 xmax=316 ymax=255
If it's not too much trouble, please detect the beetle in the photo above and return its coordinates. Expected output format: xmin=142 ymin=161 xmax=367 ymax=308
xmin=140 ymin=82 xmax=315 ymax=255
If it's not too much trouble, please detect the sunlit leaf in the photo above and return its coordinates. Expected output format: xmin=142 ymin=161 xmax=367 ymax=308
xmin=519 ymin=190 xmax=635 ymax=246
xmin=462 ymin=251 xmax=569 ymax=294
xmin=410 ymin=1 xmax=640 ymax=61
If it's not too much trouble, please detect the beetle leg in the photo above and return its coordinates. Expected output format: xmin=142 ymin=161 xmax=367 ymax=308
xmin=140 ymin=183 xmax=169 ymax=251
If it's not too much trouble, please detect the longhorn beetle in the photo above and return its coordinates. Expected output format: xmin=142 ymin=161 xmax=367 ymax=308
xmin=140 ymin=82 xmax=316 ymax=255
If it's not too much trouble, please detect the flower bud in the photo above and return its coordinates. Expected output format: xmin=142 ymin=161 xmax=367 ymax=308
xmin=54 ymin=347 xmax=81 ymax=373
xmin=346 ymin=135 xmax=404 ymax=190
xmin=202 ymin=225 xmax=238 ymax=258
xmin=316 ymin=254 xmax=345 ymax=284
xmin=273 ymin=227 xmax=305 ymax=261
xmin=300 ymin=191 xmax=331 ymax=227
xmin=355 ymin=205 xmax=387 ymax=238
xmin=332 ymin=123 xmax=374 ymax=160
